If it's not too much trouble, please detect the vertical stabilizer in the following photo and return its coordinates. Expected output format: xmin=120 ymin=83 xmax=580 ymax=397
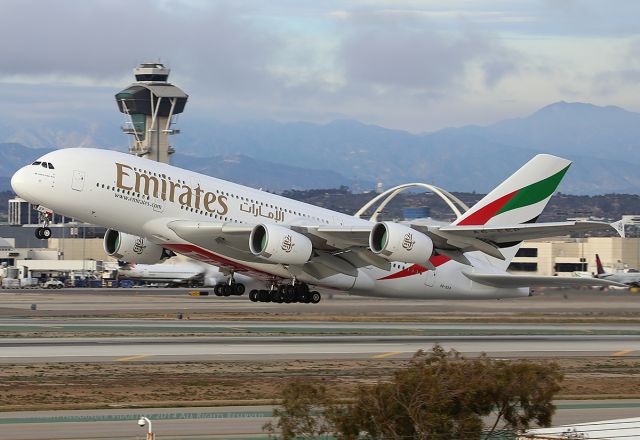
xmin=595 ymin=254 xmax=605 ymax=275
xmin=454 ymin=154 xmax=571 ymax=227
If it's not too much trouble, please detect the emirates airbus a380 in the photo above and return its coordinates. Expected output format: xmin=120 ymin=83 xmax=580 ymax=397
xmin=11 ymin=148 xmax=625 ymax=303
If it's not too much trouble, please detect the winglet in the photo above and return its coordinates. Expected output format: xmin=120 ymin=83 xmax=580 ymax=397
xmin=610 ymin=219 xmax=626 ymax=238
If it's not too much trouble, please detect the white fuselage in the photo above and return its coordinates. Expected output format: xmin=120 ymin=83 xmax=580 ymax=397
xmin=11 ymin=148 xmax=528 ymax=300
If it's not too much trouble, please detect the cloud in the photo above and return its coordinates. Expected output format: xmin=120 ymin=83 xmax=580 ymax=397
xmin=0 ymin=0 xmax=282 ymax=95
xmin=0 ymin=1 xmax=638 ymax=134
xmin=337 ymin=14 xmax=518 ymax=93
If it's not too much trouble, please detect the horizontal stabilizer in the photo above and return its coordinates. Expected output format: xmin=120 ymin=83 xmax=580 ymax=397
xmin=463 ymin=271 xmax=628 ymax=288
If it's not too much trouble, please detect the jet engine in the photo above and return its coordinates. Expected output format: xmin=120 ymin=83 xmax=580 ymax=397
xmin=369 ymin=222 xmax=434 ymax=264
xmin=103 ymin=229 xmax=170 ymax=264
xmin=249 ymin=224 xmax=313 ymax=265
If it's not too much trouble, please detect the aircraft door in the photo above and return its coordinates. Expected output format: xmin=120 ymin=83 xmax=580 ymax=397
xmin=72 ymin=170 xmax=85 ymax=191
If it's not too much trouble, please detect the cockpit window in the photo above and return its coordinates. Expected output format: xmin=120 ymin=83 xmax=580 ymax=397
xmin=41 ymin=163 xmax=48 ymax=168
xmin=32 ymin=161 xmax=41 ymax=166
xmin=47 ymin=163 xmax=54 ymax=169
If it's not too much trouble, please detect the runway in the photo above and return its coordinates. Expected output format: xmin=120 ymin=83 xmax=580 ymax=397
xmin=1 ymin=287 xmax=640 ymax=317
xmin=2 ymin=332 xmax=640 ymax=363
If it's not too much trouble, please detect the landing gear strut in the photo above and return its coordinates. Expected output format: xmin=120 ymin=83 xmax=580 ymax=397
xmin=249 ymin=281 xmax=321 ymax=304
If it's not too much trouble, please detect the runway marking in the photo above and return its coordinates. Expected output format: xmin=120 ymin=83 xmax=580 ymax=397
xmin=613 ymin=349 xmax=635 ymax=356
xmin=115 ymin=355 xmax=152 ymax=362
xmin=372 ymin=351 xmax=402 ymax=359
xmin=226 ymin=327 xmax=246 ymax=331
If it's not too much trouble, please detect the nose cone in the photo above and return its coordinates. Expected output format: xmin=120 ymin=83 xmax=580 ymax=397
xmin=11 ymin=166 xmax=31 ymax=200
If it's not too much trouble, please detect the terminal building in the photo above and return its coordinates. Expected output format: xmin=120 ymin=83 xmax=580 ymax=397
xmin=510 ymin=237 xmax=640 ymax=276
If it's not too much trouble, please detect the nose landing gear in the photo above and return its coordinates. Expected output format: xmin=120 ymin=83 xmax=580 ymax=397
xmin=35 ymin=210 xmax=53 ymax=240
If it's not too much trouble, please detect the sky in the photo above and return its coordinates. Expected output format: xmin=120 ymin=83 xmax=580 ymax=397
xmin=1 ymin=0 xmax=640 ymax=133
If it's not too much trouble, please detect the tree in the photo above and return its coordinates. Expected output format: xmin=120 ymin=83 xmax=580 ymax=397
xmin=265 ymin=346 xmax=563 ymax=440
xmin=263 ymin=378 xmax=333 ymax=440
xmin=483 ymin=360 xmax=563 ymax=437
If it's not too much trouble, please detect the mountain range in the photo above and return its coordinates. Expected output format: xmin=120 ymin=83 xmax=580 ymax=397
xmin=1 ymin=101 xmax=640 ymax=194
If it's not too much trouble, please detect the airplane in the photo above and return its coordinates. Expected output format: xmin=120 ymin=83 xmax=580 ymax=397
xmin=116 ymin=260 xmax=260 ymax=293
xmin=116 ymin=261 xmax=205 ymax=287
xmin=11 ymin=149 xmax=626 ymax=304
xmin=594 ymin=254 xmax=640 ymax=287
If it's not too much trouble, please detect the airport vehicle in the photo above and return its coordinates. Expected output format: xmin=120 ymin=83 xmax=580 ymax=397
xmin=595 ymin=254 xmax=640 ymax=287
xmin=42 ymin=279 xmax=64 ymax=289
xmin=11 ymin=149 xmax=625 ymax=304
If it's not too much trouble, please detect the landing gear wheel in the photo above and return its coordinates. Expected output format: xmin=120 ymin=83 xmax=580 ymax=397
xmin=214 ymin=283 xmax=224 ymax=296
xmin=284 ymin=285 xmax=296 ymax=303
xmin=222 ymin=284 xmax=232 ymax=296
xmin=249 ymin=290 xmax=258 ymax=302
xmin=310 ymin=291 xmax=321 ymax=304
xmin=258 ymin=290 xmax=270 ymax=302
xmin=35 ymin=227 xmax=50 ymax=239
xmin=234 ymin=283 xmax=246 ymax=296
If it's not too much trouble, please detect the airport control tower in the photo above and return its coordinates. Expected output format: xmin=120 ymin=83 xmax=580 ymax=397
xmin=115 ymin=63 xmax=188 ymax=164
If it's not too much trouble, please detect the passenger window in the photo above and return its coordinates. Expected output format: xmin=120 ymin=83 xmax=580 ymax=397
xmin=47 ymin=163 xmax=54 ymax=169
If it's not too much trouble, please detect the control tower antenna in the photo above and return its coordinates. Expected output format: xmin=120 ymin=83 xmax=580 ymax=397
xmin=115 ymin=63 xmax=188 ymax=164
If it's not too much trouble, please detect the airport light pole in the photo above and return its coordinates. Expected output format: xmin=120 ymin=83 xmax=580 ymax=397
xmin=137 ymin=416 xmax=154 ymax=440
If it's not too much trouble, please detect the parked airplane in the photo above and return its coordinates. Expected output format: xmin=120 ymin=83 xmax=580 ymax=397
xmin=116 ymin=261 xmax=204 ymax=286
xmin=595 ymin=254 xmax=640 ymax=287
xmin=116 ymin=260 xmax=257 ymax=294
xmin=11 ymin=149 xmax=625 ymax=304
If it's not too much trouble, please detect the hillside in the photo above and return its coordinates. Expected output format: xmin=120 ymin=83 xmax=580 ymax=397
xmin=1 ymin=102 xmax=640 ymax=194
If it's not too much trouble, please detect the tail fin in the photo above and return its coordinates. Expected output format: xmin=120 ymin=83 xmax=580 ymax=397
xmin=595 ymin=254 xmax=605 ymax=275
xmin=454 ymin=154 xmax=571 ymax=227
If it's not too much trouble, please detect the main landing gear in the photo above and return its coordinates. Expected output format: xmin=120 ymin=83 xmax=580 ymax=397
xmin=249 ymin=282 xmax=321 ymax=304
xmin=213 ymin=275 xmax=246 ymax=297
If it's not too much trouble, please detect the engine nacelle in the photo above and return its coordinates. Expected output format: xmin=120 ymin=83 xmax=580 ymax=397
xmin=103 ymin=229 xmax=169 ymax=264
xmin=369 ymin=222 xmax=434 ymax=264
xmin=249 ymin=224 xmax=313 ymax=265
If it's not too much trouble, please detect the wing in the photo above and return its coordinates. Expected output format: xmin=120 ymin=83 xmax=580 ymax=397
xmin=301 ymin=220 xmax=620 ymax=263
xmin=411 ymin=220 xmax=620 ymax=261
xmin=164 ymin=219 xmax=622 ymax=281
